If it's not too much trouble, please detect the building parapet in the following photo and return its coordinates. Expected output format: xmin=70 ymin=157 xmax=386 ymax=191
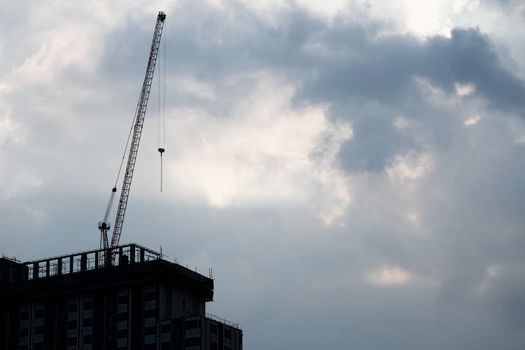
xmin=206 ymin=312 xmax=240 ymax=329
xmin=22 ymin=243 xmax=160 ymax=281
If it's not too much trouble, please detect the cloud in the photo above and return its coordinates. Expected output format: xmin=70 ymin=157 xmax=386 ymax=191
xmin=479 ymin=263 xmax=525 ymax=329
xmin=385 ymin=151 xmax=433 ymax=181
xmin=1 ymin=1 xmax=525 ymax=349
xmin=455 ymin=82 xmax=476 ymax=97
xmin=167 ymin=74 xmax=352 ymax=224
xmin=464 ymin=115 xmax=481 ymax=126
xmin=365 ymin=265 xmax=412 ymax=286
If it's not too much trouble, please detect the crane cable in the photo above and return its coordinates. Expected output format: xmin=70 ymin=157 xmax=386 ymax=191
xmin=98 ymin=82 xmax=142 ymax=249
xmin=98 ymin=11 xmax=167 ymax=250
xmin=109 ymin=18 xmax=166 ymax=206
xmin=99 ymin=75 xmax=142 ymax=249
xmin=110 ymin=21 xmax=166 ymax=211
xmin=157 ymin=26 xmax=166 ymax=192
xmin=115 ymin=101 xmax=140 ymax=189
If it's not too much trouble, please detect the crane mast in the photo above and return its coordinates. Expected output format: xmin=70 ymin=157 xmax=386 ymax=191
xmin=102 ymin=11 xmax=167 ymax=249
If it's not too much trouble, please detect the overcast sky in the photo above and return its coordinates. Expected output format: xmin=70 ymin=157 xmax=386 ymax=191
xmin=1 ymin=0 xmax=525 ymax=349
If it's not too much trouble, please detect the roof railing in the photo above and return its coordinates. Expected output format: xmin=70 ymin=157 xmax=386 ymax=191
xmin=23 ymin=243 xmax=160 ymax=281
xmin=205 ymin=312 xmax=240 ymax=329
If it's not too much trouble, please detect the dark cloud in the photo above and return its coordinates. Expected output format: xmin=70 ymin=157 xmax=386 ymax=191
xmin=291 ymin=25 xmax=525 ymax=171
xmin=148 ymin=7 xmax=522 ymax=173
xmin=422 ymin=28 xmax=525 ymax=115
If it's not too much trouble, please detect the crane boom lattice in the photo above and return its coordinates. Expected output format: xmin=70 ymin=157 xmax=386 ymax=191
xmin=105 ymin=12 xmax=167 ymax=249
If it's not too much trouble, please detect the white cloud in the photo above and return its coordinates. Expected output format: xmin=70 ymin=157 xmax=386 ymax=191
xmin=393 ymin=116 xmax=412 ymax=130
xmin=167 ymin=76 xmax=352 ymax=223
xmin=173 ymin=77 xmax=216 ymax=101
xmin=7 ymin=17 xmax=107 ymax=89
xmin=414 ymin=76 xmax=456 ymax=107
xmin=0 ymin=170 xmax=42 ymax=200
xmin=0 ymin=117 xmax=20 ymax=145
xmin=244 ymin=0 xmax=349 ymax=19
xmin=295 ymin=0 xmax=349 ymax=17
xmin=365 ymin=265 xmax=412 ymax=287
xmin=365 ymin=0 xmax=454 ymax=37
xmin=464 ymin=115 xmax=481 ymax=126
xmin=455 ymin=82 xmax=476 ymax=97
xmin=478 ymin=264 xmax=501 ymax=294
xmin=386 ymin=151 xmax=433 ymax=181
xmin=405 ymin=209 xmax=422 ymax=227
xmin=309 ymin=116 xmax=353 ymax=225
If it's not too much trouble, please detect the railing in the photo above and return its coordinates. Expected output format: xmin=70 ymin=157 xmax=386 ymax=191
xmin=23 ymin=244 xmax=160 ymax=281
xmin=1 ymin=255 xmax=21 ymax=263
xmin=171 ymin=305 xmax=240 ymax=329
xmin=206 ymin=312 xmax=240 ymax=329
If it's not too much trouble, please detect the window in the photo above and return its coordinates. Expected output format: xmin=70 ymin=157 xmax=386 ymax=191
xmin=144 ymin=309 xmax=156 ymax=318
xmin=34 ymin=309 xmax=44 ymax=318
xmin=19 ymin=328 xmax=29 ymax=337
xmin=83 ymin=318 xmax=93 ymax=327
xmin=20 ymin=311 xmax=29 ymax=320
xmin=67 ymin=337 xmax=77 ymax=346
xmin=224 ymin=329 xmax=232 ymax=339
xmin=185 ymin=319 xmax=200 ymax=329
xmin=83 ymin=301 xmax=93 ymax=310
xmin=144 ymin=335 xmax=156 ymax=345
xmin=144 ymin=326 xmax=157 ymax=336
xmin=34 ymin=326 xmax=44 ymax=335
xmin=117 ymin=312 xmax=129 ymax=321
xmin=117 ymin=329 xmax=128 ymax=338
xmin=116 ymin=338 xmax=127 ymax=348
xmin=144 ymin=291 xmax=156 ymax=300
xmin=184 ymin=337 xmax=201 ymax=347
xmin=68 ymin=320 xmax=78 ymax=329
xmin=144 ymin=300 xmax=156 ymax=310
xmin=68 ymin=304 xmax=78 ymax=313
xmin=82 ymin=335 xmax=92 ymax=344
xmin=211 ymin=324 xmax=218 ymax=334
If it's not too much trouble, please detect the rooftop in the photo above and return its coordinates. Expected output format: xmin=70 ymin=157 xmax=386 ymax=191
xmin=0 ymin=243 xmax=214 ymax=302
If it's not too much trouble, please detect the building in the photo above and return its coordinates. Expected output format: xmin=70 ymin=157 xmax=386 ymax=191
xmin=0 ymin=244 xmax=242 ymax=350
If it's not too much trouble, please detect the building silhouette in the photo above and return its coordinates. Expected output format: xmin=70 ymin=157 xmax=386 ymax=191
xmin=0 ymin=244 xmax=242 ymax=349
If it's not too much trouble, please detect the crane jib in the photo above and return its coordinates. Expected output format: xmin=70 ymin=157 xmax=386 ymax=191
xmin=103 ymin=12 xmax=166 ymax=249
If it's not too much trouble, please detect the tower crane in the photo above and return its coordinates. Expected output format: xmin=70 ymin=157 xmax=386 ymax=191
xmin=98 ymin=11 xmax=167 ymax=250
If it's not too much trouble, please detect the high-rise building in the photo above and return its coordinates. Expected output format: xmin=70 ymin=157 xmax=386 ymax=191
xmin=0 ymin=243 xmax=242 ymax=350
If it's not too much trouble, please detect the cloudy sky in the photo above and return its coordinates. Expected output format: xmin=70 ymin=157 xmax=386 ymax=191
xmin=1 ymin=0 xmax=525 ymax=348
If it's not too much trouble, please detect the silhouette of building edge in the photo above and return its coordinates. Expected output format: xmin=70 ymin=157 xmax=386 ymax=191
xmin=0 ymin=244 xmax=242 ymax=349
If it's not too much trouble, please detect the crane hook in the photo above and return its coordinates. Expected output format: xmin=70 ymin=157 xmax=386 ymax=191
xmin=158 ymin=147 xmax=165 ymax=192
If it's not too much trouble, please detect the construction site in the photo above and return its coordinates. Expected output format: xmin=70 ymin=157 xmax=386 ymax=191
xmin=0 ymin=12 xmax=242 ymax=350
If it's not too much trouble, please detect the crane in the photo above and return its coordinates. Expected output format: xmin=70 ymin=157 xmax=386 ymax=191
xmin=98 ymin=11 xmax=167 ymax=250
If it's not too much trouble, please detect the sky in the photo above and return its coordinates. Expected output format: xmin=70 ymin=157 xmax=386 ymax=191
xmin=1 ymin=0 xmax=525 ymax=349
